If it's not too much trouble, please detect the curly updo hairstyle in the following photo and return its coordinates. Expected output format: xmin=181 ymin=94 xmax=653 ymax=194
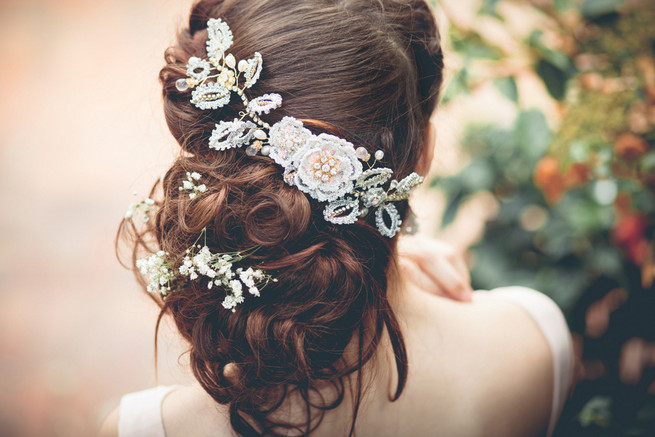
xmin=118 ymin=0 xmax=444 ymax=435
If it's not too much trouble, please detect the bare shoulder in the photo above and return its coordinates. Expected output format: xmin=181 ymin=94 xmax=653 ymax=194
xmin=401 ymin=285 xmax=555 ymax=436
xmin=98 ymin=405 xmax=119 ymax=437
xmin=467 ymin=288 xmax=556 ymax=436
xmin=162 ymin=385 xmax=234 ymax=437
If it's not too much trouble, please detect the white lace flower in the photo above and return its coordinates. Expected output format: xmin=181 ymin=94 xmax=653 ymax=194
xmin=268 ymin=117 xmax=312 ymax=167
xmin=209 ymin=119 xmax=256 ymax=150
xmin=247 ymin=93 xmax=282 ymax=115
xmin=191 ymin=82 xmax=231 ymax=110
xmin=291 ymin=133 xmax=363 ymax=202
xmin=187 ymin=57 xmax=211 ymax=82
xmin=206 ymin=18 xmax=233 ymax=57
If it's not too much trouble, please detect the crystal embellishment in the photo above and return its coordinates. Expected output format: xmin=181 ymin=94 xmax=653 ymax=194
xmin=191 ymin=83 xmax=231 ymax=110
xmin=209 ymin=119 xmax=256 ymax=151
xmin=247 ymin=93 xmax=283 ymax=115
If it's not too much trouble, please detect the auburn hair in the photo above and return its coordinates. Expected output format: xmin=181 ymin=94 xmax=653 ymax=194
xmin=117 ymin=0 xmax=444 ymax=435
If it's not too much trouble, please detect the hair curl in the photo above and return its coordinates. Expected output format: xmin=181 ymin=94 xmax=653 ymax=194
xmin=117 ymin=0 xmax=444 ymax=435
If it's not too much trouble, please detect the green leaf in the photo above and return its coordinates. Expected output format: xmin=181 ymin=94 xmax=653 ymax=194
xmin=478 ymin=0 xmax=503 ymax=19
xmin=528 ymin=31 xmax=576 ymax=100
xmin=494 ymin=76 xmax=519 ymax=103
xmin=440 ymin=67 xmax=470 ymax=104
xmin=441 ymin=190 xmax=465 ymax=228
xmin=581 ymin=0 xmax=624 ymax=19
xmin=536 ymin=59 xmax=568 ymax=100
xmin=640 ymin=152 xmax=655 ymax=173
xmin=553 ymin=0 xmax=575 ymax=12
xmin=450 ymin=28 xmax=501 ymax=60
xmin=514 ymin=109 xmax=552 ymax=166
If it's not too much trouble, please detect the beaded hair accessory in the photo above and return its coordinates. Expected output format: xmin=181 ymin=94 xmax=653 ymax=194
xmin=175 ymin=18 xmax=424 ymax=238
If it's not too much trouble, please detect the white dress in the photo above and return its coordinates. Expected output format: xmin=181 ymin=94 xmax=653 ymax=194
xmin=118 ymin=287 xmax=573 ymax=437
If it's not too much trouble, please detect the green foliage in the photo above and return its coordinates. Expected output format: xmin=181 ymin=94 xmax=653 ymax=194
xmin=581 ymin=0 xmax=624 ymax=19
xmin=436 ymin=2 xmax=655 ymax=434
xmin=528 ymin=30 xmax=578 ymax=100
xmin=493 ymin=76 xmax=518 ymax=103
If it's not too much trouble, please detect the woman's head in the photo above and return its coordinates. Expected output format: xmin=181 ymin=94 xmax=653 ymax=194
xmin=121 ymin=0 xmax=443 ymax=434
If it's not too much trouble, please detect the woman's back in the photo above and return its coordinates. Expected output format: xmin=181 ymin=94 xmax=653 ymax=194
xmin=107 ymin=282 xmax=571 ymax=437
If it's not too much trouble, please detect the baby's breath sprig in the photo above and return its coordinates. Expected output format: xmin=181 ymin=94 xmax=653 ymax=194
xmin=179 ymin=172 xmax=208 ymax=199
xmin=136 ymin=228 xmax=277 ymax=311
xmin=125 ymin=193 xmax=158 ymax=222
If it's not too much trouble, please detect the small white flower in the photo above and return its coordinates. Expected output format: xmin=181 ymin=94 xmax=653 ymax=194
xmin=230 ymin=279 xmax=243 ymax=296
xmin=125 ymin=203 xmax=136 ymax=219
xmin=222 ymin=294 xmax=237 ymax=311
xmin=180 ymin=172 xmax=208 ymax=199
xmin=249 ymin=286 xmax=260 ymax=297
xmin=125 ymin=196 xmax=158 ymax=221
xmin=239 ymin=268 xmax=256 ymax=288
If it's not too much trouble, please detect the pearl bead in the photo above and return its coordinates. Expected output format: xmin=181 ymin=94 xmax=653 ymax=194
xmin=261 ymin=146 xmax=271 ymax=156
xmin=175 ymin=78 xmax=190 ymax=92
xmin=245 ymin=146 xmax=258 ymax=156
xmin=375 ymin=150 xmax=384 ymax=160
xmin=225 ymin=54 xmax=236 ymax=69
xmin=355 ymin=147 xmax=369 ymax=160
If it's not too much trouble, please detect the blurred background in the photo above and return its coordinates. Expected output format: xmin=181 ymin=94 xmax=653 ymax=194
xmin=0 ymin=0 xmax=653 ymax=436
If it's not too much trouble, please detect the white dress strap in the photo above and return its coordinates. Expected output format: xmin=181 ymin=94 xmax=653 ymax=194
xmin=487 ymin=286 xmax=573 ymax=437
xmin=118 ymin=385 xmax=180 ymax=437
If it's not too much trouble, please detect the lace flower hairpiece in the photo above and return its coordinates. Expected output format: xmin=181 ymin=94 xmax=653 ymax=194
xmin=175 ymin=18 xmax=424 ymax=238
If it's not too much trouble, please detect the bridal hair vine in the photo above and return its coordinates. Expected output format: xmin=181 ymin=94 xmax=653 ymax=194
xmin=136 ymin=228 xmax=277 ymax=311
xmin=175 ymin=18 xmax=424 ymax=238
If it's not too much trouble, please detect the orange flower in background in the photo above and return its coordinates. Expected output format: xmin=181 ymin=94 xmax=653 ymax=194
xmin=534 ymin=156 xmax=565 ymax=204
xmin=612 ymin=213 xmax=650 ymax=265
xmin=534 ymin=158 xmax=591 ymax=204
xmin=564 ymin=162 xmax=591 ymax=188
xmin=614 ymin=132 xmax=648 ymax=161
